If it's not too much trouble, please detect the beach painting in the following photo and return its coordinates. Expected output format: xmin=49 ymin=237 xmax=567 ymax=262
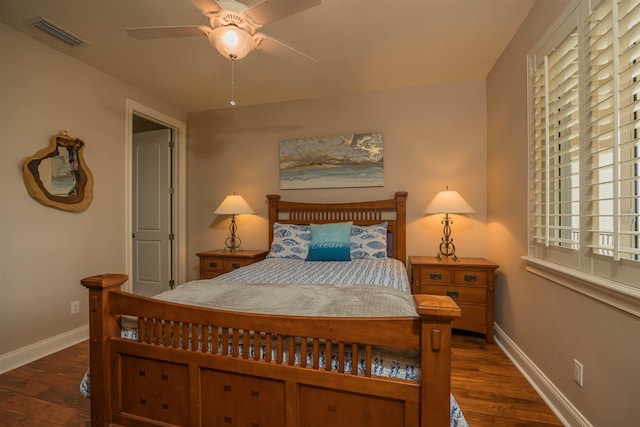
xmin=280 ymin=132 xmax=384 ymax=189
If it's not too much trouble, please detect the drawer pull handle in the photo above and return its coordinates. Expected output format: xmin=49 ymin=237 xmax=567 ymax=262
xmin=464 ymin=274 xmax=477 ymax=282
xmin=231 ymin=263 xmax=241 ymax=269
xmin=209 ymin=262 xmax=218 ymax=268
xmin=429 ymin=273 xmax=442 ymax=280
xmin=446 ymin=290 xmax=459 ymax=298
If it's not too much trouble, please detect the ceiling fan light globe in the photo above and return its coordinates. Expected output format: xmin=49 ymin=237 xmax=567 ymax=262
xmin=223 ymin=30 xmax=239 ymax=46
xmin=209 ymin=27 xmax=256 ymax=60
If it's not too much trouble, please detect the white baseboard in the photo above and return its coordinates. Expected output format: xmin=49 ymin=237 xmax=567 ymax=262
xmin=0 ymin=324 xmax=89 ymax=374
xmin=494 ymin=324 xmax=591 ymax=427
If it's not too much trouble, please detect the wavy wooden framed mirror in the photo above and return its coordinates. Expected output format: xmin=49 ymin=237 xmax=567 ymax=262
xmin=23 ymin=131 xmax=93 ymax=212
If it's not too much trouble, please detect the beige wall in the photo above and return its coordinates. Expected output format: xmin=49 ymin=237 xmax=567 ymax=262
xmin=0 ymin=23 xmax=186 ymax=366
xmin=487 ymin=1 xmax=640 ymax=425
xmin=186 ymin=80 xmax=489 ymax=279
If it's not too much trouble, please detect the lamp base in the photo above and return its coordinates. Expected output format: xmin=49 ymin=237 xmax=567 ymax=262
xmin=223 ymin=236 xmax=243 ymax=252
xmin=435 ymin=213 xmax=458 ymax=261
xmin=223 ymin=214 xmax=243 ymax=252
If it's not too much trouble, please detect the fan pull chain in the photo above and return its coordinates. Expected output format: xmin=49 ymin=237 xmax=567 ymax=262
xmin=230 ymin=54 xmax=237 ymax=106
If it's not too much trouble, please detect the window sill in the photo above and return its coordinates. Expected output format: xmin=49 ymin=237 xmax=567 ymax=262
xmin=522 ymin=255 xmax=640 ymax=319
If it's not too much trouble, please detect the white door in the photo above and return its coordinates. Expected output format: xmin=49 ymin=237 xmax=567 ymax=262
xmin=132 ymin=129 xmax=173 ymax=296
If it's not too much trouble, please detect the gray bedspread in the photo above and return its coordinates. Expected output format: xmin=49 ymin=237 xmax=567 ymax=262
xmin=152 ymin=280 xmax=419 ymax=318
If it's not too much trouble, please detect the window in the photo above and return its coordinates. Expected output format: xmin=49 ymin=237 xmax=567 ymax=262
xmin=527 ymin=0 xmax=640 ymax=311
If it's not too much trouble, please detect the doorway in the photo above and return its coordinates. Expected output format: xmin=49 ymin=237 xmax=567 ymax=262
xmin=132 ymin=123 xmax=173 ymax=296
xmin=125 ymin=99 xmax=187 ymax=295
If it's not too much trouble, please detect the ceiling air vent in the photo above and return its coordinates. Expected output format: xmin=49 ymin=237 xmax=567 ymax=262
xmin=28 ymin=16 xmax=89 ymax=47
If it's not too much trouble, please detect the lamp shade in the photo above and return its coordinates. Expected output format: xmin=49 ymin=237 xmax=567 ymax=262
xmin=208 ymin=26 xmax=256 ymax=60
xmin=214 ymin=194 xmax=254 ymax=215
xmin=424 ymin=189 xmax=475 ymax=215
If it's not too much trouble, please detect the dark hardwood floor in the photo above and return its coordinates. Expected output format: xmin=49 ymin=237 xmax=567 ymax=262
xmin=451 ymin=333 xmax=563 ymax=426
xmin=0 ymin=340 xmax=90 ymax=426
xmin=0 ymin=333 xmax=563 ymax=426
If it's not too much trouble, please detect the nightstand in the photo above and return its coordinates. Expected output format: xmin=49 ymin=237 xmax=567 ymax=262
xmin=409 ymin=256 xmax=499 ymax=343
xmin=196 ymin=249 xmax=268 ymax=279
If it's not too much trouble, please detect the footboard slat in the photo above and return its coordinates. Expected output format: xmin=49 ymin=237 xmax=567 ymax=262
xmin=351 ymin=343 xmax=359 ymax=375
xmin=243 ymin=329 xmax=250 ymax=359
xmin=325 ymin=340 xmax=332 ymax=372
xmin=338 ymin=341 xmax=345 ymax=373
xmin=312 ymin=338 xmax=320 ymax=369
xmin=232 ymin=329 xmax=240 ymax=357
xmin=265 ymin=333 xmax=273 ymax=362
xmin=288 ymin=336 xmax=295 ymax=366
xmin=181 ymin=323 xmax=189 ymax=350
xmin=300 ymin=338 xmax=308 ymax=367
xmin=276 ymin=335 xmax=284 ymax=364
xmin=201 ymin=324 xmax=209 ymax=353
xmin=221 ymin=328 xmax=229 ymax=355
xmin=253 ymin=330 xmax=261 ymax=361
xmin=172 ymin=322 xmax=180 ymax=348
xmin=154 ymin=319 xmax=162 ymax=346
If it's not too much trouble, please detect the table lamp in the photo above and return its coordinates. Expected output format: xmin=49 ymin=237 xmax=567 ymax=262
xmin=424 ymin=187 xmax=475 ymax=261
xmin=214 ymin=193 xmax=254 ymax=252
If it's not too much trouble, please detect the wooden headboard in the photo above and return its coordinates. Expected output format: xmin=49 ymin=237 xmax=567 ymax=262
xmin=267 ymin=191 xmax=408 ymax=264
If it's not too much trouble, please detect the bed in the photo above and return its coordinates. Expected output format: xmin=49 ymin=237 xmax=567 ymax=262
xmin=81 ymin=191 xmax=463 ymax=426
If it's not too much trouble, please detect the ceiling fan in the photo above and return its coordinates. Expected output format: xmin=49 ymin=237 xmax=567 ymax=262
xmin=126 ymin=0 xmax=320 ymax=62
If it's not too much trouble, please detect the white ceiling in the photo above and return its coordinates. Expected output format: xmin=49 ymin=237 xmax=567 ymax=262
xmin=0 ymin=0 xmax=536 ymax=112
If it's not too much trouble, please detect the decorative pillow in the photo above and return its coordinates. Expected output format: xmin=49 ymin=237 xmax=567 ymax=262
xmin=350 ymin=222 xmax=388 ymax=259
xmin=306 ymin=221 xmax=352 ymax=261
xmin=267 ymin=222 xmax=311 ymax=259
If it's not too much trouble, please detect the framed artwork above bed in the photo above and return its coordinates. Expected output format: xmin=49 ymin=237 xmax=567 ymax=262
xmin=279 ymin=132 xmax=384 ymax=189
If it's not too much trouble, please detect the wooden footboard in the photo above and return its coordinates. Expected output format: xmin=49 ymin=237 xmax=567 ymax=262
xmin=82 ymin=274 xmax=460 ymax=427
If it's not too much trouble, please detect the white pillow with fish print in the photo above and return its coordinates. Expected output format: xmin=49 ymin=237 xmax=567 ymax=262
xmin=350 ymin=222 xmax=388 ymax=259
xmin=267 ymin=222 xmax=311 ymax=259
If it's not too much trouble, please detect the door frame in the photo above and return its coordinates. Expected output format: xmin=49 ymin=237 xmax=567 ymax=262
xmin=124 ymin=98 xmax=187 ymax=293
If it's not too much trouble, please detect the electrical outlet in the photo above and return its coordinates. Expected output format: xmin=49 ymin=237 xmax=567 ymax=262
xmin=70 ymin=300 xmax=80 ymax=315
xmin=573 ymin=359 xmax=584 ymax=387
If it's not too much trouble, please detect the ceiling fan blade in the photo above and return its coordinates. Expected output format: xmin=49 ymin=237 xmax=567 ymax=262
xmin=257 ymin=34 xmax=318 ymax=64
xmin=126 ymin=25 xmax=209 ymax=40
xmin=191 ymin=0 xmax=223 ymax=15
xmin=245 ymin=0 xmax=320 ymax=26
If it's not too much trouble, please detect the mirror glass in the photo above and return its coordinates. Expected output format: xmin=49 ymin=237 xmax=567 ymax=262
xmin=38 ymin=149 xmax=78 ymax=196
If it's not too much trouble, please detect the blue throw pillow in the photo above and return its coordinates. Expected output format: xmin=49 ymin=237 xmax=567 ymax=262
xmin=306 ymin=221 xmax=352 ymax=261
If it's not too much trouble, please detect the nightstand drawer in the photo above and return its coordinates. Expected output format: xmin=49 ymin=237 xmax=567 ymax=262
xmin=454 ymin=270 xmax=487 ymax=286
xmin=200 ymin=258 xmax=224 ymax=273
xmin=196 ymin=250 xmax=269 ymax=280
xmin=418 ymin=268 xmax=453 ymax=284
xmin=224 ymin=259 xmax=248 ymax=271
xmin=419 ymin=285 xmax=486 ymax=304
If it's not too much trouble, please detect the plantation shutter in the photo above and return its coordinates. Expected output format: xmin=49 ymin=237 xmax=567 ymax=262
xmin=530 ymin=54 xmax=548 ymax=245
xmin=617 ymin=0 xmax=640 ymax=260
xmin=530 ymin=27 xmax=580 ymax=249
xmin=585 ymin=0 xmax=640 ymax=260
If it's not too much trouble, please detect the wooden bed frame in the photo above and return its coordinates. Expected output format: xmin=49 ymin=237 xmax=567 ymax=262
xmin=82 ymin=191 xmax=461 ymax=427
